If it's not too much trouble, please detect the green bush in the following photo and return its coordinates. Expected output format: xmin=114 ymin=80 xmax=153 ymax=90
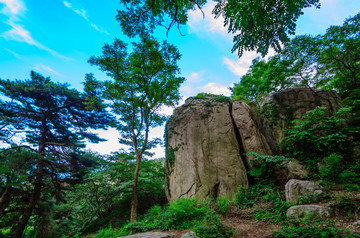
xmin=215 ymin=196 xmax=230 ymax=215
xmin=247 ymin=152 xmax=291 ymax=180
xmin=118 ymin=198 xmax=233 ymax=237
xmin=235 ymin=183 xmax=290 ymax=222
xmin=160 ymin=198 xmax=209 ymax=229
xmin=281 ymin=106 xmax=359 ymax=183
xmin=274 ymin=225 xmax=360 ymax=238
xmin=93 ymin=226 xmax=126 ymax=238
xmin=193 ymin=210 xmax=233 ymax=238
xmin=297 ymin=191 xmax=327 ymax=205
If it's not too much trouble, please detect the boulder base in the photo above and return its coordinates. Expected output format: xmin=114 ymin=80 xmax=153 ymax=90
xmin=285 ymin=179 xmax=323 ymax=203
xmin=287 ymin=205 xmax=333 ymax=219
xmin=121 ymin=232 xmax=171 ymax=238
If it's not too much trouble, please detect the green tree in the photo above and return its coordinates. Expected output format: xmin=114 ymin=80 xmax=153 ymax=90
xmin=87 ymin=36 xmax=184 ymax=222
xmin=319 ymin=13 xmax=360 ymax=102
xmin=232 ymin=13 xmax=360 ymax=104
xmin=0 ymin=71 xmax=111 ymax=238
xmin=117 ymin=0 xmax=320 ymax=57
xmin=69 ymin=153 xmax=166 ymax=236
xmin=213 ymin=0 xmax=320 ymax=57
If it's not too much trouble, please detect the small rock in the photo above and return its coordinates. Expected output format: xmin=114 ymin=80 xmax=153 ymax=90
xmin=285 ymin=179 xmax=323 ymax=203
xmin=181 ymin=231 xmax=197 ymax=238
xmin=354 ymin=220 xmax=360 ymax=226
xmin=283 ymin=160 xmax=309 ymax=179
xmin=287 ymin=205 xmax=333 ymax=219
xmin=121 ymin=231 xmax=172 ymax=238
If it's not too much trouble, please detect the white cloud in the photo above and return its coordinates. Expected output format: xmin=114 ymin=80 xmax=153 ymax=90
xmin=86 ymin=128 xmax=123 ymax=155
xmin=187 ymin=72 xmax=200 ymax=81
xmin=34 ymin=64 xmax=60 ymax=75
xmin=180 ymin=85 xmax=195 ymax=94
xmin=1 ymin=20 xmax=69 ymax=59
xmin=223 ymin=48 xmax=276 ymax=77
xmin=0 ymin=0 xmax=70 ymax=59
xmin=199 ymin=82 xmax=232 ymax=96
xmin=186 ymin=70 xmax=205 ymax=82
xmin=63 ymin=1 xmax=109 ymax=35
xmin=0 ymin=0 xmax=25 ymax=16
xmin=63 ymin=1 xmax=88 ymax=20
xmin=188 ymin=1 xmax=229 ymax=36
xmin=5 ymin=48 xmax=21 ymax=59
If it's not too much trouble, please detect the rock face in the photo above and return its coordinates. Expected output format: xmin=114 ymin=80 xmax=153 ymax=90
xmin=181 ymin=231 xmax=197 ymax=238
xmin=165 ymin=96 xmax=248 ymax=201
xmin=165 ymin=89 xmax=342 ymax=202
xmin=122 ymin=232 xmax=172 ymax=238
xmin=231 ymin=100 xmax=272 ymax=168
xmin=285 ymin=179 xmax=323 ymax=203
xmin=282 ymin=160 xmax=309 ymax=180
xmin=257 ymin=87 xmax=342 ymax=152
xmin=287 ymin=205 xmax=333 ymax=219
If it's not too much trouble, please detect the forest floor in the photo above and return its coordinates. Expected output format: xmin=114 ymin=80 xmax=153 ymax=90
xmin=161 ymin=200 xmax=360 ymax=238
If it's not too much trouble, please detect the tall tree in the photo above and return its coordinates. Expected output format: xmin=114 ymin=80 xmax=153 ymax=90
xmin=0 ymin=71 xmax=110 ymax=237
xmin=232 ymin=13 xmax=360 ymax=103
xmin=87 ymin=35 xmax=184 ymax=222
xmin=117 ymin=0 xmax=320 ymax=56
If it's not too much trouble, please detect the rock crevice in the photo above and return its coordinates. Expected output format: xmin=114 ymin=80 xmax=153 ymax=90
xmin=165 ymin=89 xmax=342 ymax=201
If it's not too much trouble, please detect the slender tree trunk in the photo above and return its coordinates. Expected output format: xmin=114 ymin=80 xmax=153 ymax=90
xmin=10 ymin=116 xmax=48 ymax=238
xmin=130 ymin=153 xmax=142 ymax=222
xmin=0 ymin=186 xmax=12 ymax=213
xmin=10 ymin=157 xmax=44 ymax=238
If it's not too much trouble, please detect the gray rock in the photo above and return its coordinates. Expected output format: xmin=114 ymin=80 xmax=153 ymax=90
xmin=283 ymin=160 xmax=309 ymax=179
xmin=285 ymin=179 xmax=323 ymax=203
xmin=181 ymin=231 xmax=197 ymax=238
xmin=121 ymin=231 xmax=171 ymax=238
xmin=165 ymin=96 xmax=248 ymax=201
xmin=257 ymin=88 xmax=342 ymax=152
xmin=354 ymin=220 xmax=360 ymax=226
xmin=287 ymin=205 xmax=333 ymax=219
xmin=232 ymin=100 xmax=273 ymax=169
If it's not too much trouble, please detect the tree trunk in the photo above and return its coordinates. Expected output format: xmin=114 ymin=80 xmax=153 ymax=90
xmin=130 ymin=153 xmax=142 ymax=222
xmin=0 ymin=186 xmax=12 ymax=213
xmin=10 ymin=157 xmax=44 ymax=238
xmin=10 ymin=116 xmax=48 ymax=238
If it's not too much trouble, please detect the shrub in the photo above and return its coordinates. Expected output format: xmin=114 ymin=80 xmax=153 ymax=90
xmin=281 ymin=106 xmax=359 ymax=183
xmin=247 ymin=152 xmax=291 ymax=180
xmin=193 ymin=210 xmax=233 ymax=238
xmin=119 ymin=198 xmax=233 ymax=237
xmin=274 ymin=225 xmax=360 ymax=238
xmin=215 ymin=196 xmax=230 ymax=215
xmin=93 ymin=226 xmax=126 ymax=238
xmin=235 ymin=183 xmax=290 ymax=222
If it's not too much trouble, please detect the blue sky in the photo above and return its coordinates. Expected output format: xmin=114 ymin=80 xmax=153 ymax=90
xmin=1 ymin=0 xmax=359 ymax=157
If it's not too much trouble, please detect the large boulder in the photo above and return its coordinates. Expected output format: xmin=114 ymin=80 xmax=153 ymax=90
xmin=287 ymin=205 xmax=333 ymax=219
xmin=231 ymin=100 xmax=272 ymax=168
xmin=164 ymin=89 xmax=342 ymax=202
xmin=257 ymin=88 xmax=342 ymax=152
xmin=165 ymin=96 xmax=248 ymax=201
xmin=285 ymin=179 xmax=323 ymax=203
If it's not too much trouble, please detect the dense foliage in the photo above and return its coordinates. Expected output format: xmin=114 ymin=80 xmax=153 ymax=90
xmin=87 ymin=35 xmax=184 ymax=222
xmin=1 ymin=1 xmax=359 ymax=237
xmin=117 ymin=0 xmax=321 ymax=56
xmin=94 ymin=198 xmax=233 ymax=238
xmin=0 ymin=72 xmax=111 ymax=237
xmin=232 ymin=13 xmax=360 ymax=105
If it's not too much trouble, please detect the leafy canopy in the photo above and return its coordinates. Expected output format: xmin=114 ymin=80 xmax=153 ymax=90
xmin=117 ymin=0 xmax=320 ymax=57
xmin=88 ymin=36 xmax=185 ymax=154
xmin=232 ymin=13 xmax=360 ymax=103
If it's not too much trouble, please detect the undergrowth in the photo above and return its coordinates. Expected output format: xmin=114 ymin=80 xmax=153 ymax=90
xmin=98 ymin=198 xmax=233 ymax=237
xmin=235 ymin=183 xmax=291 ymax=223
